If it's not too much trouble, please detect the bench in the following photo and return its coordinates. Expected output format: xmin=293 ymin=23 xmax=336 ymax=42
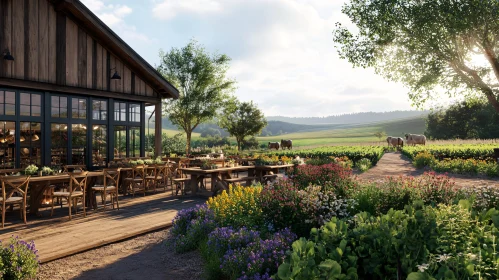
xmin=173 ymin=177 xmax=191 ymax=195
xmin=262 ymin=174 xmax=278 ymax=183
xmin=224 ymin=176 xmax=257 ymax=186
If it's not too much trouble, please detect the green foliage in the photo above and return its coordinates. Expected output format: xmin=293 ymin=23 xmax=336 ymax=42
xmin=401 ymin=144 xmax=496 ymax=161
xmin=158 ymin=39 xmax=236 ymax=154
xmin=333 ymin=0 xmax=499 ymax=112
xmin=278 ymin=202 xmax=499 ymax=280
xmin=219 ymin=100 xmax=267 ymax=151
xmin=356 ymin=158 xmax=372 ymax=172
xmin=0 ymin=237 xmax=39 ymax=280
xmin=267 ymin=146 xmax=385 ymax=166
xmin=162 ymin=133 xmax=186 ymax=155
xmin=426 ymin=100 xmax=499 ymax=140
xmin=349 ymin=172 xmax=460 ymax=216
xmin=414 ymin=151 xmax=436 ymax=169
xmin=374 ymin=131 xmax=387 ymax=141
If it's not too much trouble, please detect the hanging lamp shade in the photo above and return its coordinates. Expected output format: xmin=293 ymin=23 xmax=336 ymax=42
xmin=111 ymin=71 xmax=121 ymax=80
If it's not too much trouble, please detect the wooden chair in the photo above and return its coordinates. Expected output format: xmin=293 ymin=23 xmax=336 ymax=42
xmin=123 ymin=165 xmax=146 ymax=197
xmin=0 ymin=176 xmax=30 ymax=228
xmin=144 ymin=165 xmax=157 ymax=193
xmin=171 ymin=164 xmax=190 ymax=195
xmin=51 ymin=171 xmax=88 ymax=220
xmin=92 ymin=168 xmax=120 ymax=210
xmin=155 ymin=163 xmax=170 ymax=192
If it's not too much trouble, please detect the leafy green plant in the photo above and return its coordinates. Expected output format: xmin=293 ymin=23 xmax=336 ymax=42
xmin=356 ymin=157 xmax=372 ymax=172
xmin=413 ymin=151 xmax=436 ymax=169
xmin=24 ymin=165 xmax=38 ymax=175
xmin=0 ymin=236 xmax=39 ymax=280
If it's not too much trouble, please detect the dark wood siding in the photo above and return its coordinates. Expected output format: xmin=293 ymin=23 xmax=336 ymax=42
xmin=0 ymin=0 xmax=159 ymax=97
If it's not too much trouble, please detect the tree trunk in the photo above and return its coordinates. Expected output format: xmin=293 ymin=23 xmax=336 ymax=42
xmin=186 ymin=131 xmax=192 ymax=155
xmin=481 ymin=87 xmax=499 ymax=113
xmin=237 ymin=139 xmax=241 ymax=151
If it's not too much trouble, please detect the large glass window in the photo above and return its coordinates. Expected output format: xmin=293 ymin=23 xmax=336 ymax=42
xmin=114 ymin=126 xmax=126 ymax=158
xmin=129 ymin=127 xmax=141 ymax=158
xmin=51 ymin=96 xmax=68 ymax=118
xmin=72 ymin=98 xmax=87 ymax=119
xmin=92 ymin=125 xmax=107 ymax=167
xmin=129 ymin=104 xmax=141 ymax=122
xmin=72 ymin=124 xmax=87 ymax=165
xmin=0 ymin=91 xmax=16 ymax=116
xmin=20 ymin=122 xmax=42 ymax=168
xmin=51 ymin=123 xmax=68 ymax=167
xmin=92 ymin=100 xmax=107 ymax=120
xmin=0 ymin=122 xmax=15 ymax=168
xmin=114 ymin=102 xmax=126 ymax=122
xmin=20 ymin=93 xmax=41 ymax=117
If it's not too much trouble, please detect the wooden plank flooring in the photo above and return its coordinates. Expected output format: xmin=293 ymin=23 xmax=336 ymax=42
xmin=0 ymin=191 xmax=208 ymax=263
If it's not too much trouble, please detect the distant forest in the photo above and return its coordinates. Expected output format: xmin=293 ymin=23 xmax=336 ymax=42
xmin=267 ymin=110 xmax=429 ymax=125
xmin=155 ymin=110 xmax=429 ymax=137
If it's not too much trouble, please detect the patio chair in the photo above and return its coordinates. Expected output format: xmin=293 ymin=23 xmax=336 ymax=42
xmin=171 ymin=164 xmax=190 ymax=195
xmin=92 ymin=168 xmax=120 ymax=210
xmin=50 ymin=171 xmax=88 ymax=220
xmin=124 ymin=165 xmax=146 ymax=197
xmin=0 ymin=176 xmax=30 ymax=228
xmin=144 ymin=165 xmax=157 ymax=193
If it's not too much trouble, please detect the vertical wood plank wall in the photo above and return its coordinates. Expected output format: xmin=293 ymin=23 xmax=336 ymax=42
xmin=0 ymin=0 xmax=159 ymax=98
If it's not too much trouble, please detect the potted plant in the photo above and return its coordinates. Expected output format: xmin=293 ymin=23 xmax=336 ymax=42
xmin=41 ymin=166 xmax=54 ymax=176
xmin=201 ymin=160 xmax=211 ymax=170
xmin=154 ymin=157 xmax=163 ymax=164
xmin=226 ymin=159 xmax=235 ymax=168
xmin=136 ymin=159 xmax=145 ymax=165
xmin=144 ymin=159 xmax=154 ymax=165
xmin=24 ymin=164 xmax=39 ymax=176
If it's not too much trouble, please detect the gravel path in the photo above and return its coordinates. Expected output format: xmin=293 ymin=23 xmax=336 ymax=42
xmin=357 ymin=152 xmax=499 ymax=187
xmin=38 ymin=229 xmax=204 ymax=280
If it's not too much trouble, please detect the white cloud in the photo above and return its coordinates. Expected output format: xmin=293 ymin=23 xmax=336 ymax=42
xmin=81 ymin=0 xmax=152 ymax=44
xmin=152 ymin=0 xmax=222 ymax=20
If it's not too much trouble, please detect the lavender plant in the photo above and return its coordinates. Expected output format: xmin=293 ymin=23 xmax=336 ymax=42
xmin=0 ymin=236 xmax=39 ymax=280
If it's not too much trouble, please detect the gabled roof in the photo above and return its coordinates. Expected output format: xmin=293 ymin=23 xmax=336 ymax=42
xmin=50 ymin=0 xmax=179 ymax=99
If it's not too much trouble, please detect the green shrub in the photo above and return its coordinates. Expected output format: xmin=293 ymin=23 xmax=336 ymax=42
xmin=0 ymin=237 xmax=39 ymax=280
xmin=278 ymin=201 xmax=499 ymax=280
xmin=356 ymin=157 xmax=372 ymax=172
xmin=414 ymin=151 xmax=436 ymax=169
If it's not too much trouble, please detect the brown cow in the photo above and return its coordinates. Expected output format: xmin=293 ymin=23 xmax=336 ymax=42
xmin=268 ymin=142 xmax=280 ymax=150
xmin=281 ymin=139 xmax=292 ymax=150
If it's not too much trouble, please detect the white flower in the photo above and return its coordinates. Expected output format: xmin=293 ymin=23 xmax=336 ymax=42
xmin=417 ymin=263 xmax=429 ymax=272
xmin=437 ymin=254 xmax=452 ymax=263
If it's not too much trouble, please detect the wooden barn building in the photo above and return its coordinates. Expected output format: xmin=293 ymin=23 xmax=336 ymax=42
xmin=0 ymin=0 xmax=178 ymax=170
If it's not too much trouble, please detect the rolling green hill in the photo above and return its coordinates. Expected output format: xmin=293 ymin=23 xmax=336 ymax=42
xmin=152 ymin=115 xmax=426 ymax=149
xmin=256 ymin=117 xmax=426 ymax=148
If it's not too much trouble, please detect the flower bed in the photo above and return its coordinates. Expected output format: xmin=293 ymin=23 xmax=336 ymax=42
xmin=168 ymin=161 xmax=499 ymax=279
xmin=0 ymin=236 xmax=39 ymax=279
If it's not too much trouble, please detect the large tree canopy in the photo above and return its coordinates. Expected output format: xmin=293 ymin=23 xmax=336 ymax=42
xmin=158 ymin=40 xmax=235 ymax=154
xmin=333 ymin=0 xmax=499 ymax=112
xmin=219 ymin=100 xmax=267 ymax=151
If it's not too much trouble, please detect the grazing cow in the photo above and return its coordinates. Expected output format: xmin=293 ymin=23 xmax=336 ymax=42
xmin=386 ymin=136 xmax=393 ymax=147
xmin=268 ymin=142 xmax=280 ymax=150
xmin=406 ymin=139 xmax=416 ymax=146
xmin=405 ymin=134 xmax=426 ymax=146
xmin=281 ymin=139 xmax=292 ymax=150
xmin=389 ymin=137 xmax=404 ymax=148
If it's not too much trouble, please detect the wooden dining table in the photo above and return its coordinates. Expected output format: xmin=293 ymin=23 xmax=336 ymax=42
xmin=179 ymin=166 xmax=255 ymax=195
xmin=254 ymin=164 xmax=294 ymax=182
xmin=6 ymin=171 xmax=104 ymax=216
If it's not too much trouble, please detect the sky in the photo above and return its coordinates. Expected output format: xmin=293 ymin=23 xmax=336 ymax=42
xmin=80 ymin=0 xmax=432 ymax=117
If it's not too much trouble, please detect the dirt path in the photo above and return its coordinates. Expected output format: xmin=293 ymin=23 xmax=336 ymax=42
xmin=38 ymin=229 xmax=203 ymax=280
xmin=357 ymin=152 xmax=499 ymax=187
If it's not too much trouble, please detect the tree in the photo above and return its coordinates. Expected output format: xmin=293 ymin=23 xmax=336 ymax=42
xmin=219 ymin=100 xmax=267 ymax=151
xmin=157 ymin=40 xmax=235 ymax=154
xmin=374 ymin=131 xmax=387 ymax=141
xmin=333 ymin=0 xmax=499 ymax=112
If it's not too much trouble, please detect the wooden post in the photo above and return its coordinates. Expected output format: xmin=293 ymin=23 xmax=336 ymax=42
xmin=154 ymin=101 xmax=162 ymax=157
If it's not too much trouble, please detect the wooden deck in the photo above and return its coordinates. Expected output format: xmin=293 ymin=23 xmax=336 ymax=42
xmin=0 ymin=191 xmax=208 ymax=263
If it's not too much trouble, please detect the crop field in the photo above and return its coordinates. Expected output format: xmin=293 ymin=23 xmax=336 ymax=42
xmin=264 ymin=145 xmax=386 ymax=165
xmin=401 ymin=144 xmax=498 ymax=161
